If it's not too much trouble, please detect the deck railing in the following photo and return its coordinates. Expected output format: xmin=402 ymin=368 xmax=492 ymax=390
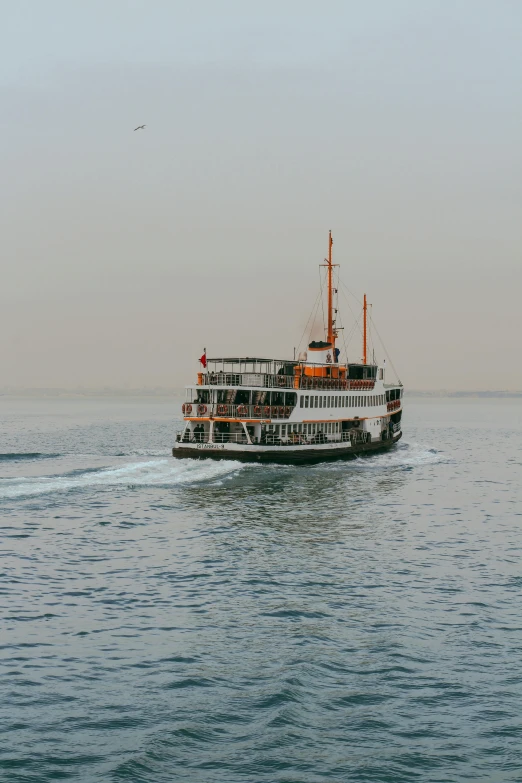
xmin=199 ymin=372 xmax=376 ymax=391
xmin=182 ymin=403 xmax=295 ymax=419
xmin=175 ymin=429 xmax=383 ymax=446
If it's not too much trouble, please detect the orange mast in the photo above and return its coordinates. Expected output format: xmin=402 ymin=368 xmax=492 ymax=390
xmin=363 ymin=294 xmax=367 ymax=365
xmin=327 ymin=230 xmax=335 ymax=348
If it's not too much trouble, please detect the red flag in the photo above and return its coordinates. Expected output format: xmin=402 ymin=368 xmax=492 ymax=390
xmin=199 ymin=352 xmax=207 ymax=368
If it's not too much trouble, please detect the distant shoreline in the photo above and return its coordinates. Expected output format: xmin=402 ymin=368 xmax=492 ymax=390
xmin=1 ymin=388 xmax=521 ymax=399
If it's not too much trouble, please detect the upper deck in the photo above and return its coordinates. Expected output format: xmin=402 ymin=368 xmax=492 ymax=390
xmin=197 ymin=357 xmax=385 ymax=391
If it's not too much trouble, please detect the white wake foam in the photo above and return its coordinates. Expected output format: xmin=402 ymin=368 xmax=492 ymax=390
xmin=0 ymin=459 xmax=244 ymax=500
xmin=351 ymin=442 xmax=448 ymax=470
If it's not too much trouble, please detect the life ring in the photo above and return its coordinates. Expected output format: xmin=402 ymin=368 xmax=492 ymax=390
xmin=253 ymin=405 xmax=261 ymax=415
xmin=271 ymin=406 xmax=279 ymax=418
xmin=277 ymin=375 xmax=286 ymax=387
xmin=182 ymin=403 xmax=192 ymax=415
xmin=197 ymin=404 xmax=207 ymax=415
xmin=341 ymin=380 xmax=347 ymax=390
xmin=217 ymin=404 xmax=227 ymax=416
xmin=284 ymin=406 xmax=291 ymax=417
xmin=313 ymin=378 xmax=318 ymax=389
xmin=279 ymin=406 xmax=285 ymax=417
xmin=237 ymin=404 xmax=247 ymax=416
xmin=263 ymin=405 xmax=271 ymax=417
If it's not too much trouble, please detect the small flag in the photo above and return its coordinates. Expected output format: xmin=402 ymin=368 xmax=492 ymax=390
xmin=199 ymin=351 xmax=207 ymax=368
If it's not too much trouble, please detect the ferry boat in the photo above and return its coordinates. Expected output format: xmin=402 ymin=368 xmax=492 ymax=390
xmin=173 ymin=233 xmax=403 ymax=464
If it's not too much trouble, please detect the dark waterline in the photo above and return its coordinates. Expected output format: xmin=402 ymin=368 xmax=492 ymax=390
xmin=1 ymin=396 xmax=521 ymax=782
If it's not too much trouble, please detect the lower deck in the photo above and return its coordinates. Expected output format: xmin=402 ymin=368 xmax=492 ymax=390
xmin=173 ymin=430 xmax=402 ymax=464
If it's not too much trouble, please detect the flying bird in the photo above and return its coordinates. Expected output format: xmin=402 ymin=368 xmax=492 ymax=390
xmin=134 ymin=125 xmax=146 ymax=131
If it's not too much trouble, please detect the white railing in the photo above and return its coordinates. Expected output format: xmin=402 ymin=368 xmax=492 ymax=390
xmin=212 ymin=433 xmax=248 ymax=444
xmin=201 ymin=373 xmax=377 ymax=391
xmin=203 ymin=372 xmax=297 ymax=389
xmin=183 ymin=403 xmax=295 ymax=419
xmin=176 ymin=430 xmax=375 ymax=446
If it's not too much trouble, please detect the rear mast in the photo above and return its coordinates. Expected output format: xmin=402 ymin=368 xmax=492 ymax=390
xmin=363 ymin=293 xmax=367 ymax=365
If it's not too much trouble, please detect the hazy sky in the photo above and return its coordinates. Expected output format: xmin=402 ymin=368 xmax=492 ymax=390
xmin=1 ymin=0 xmax=521 ymax=390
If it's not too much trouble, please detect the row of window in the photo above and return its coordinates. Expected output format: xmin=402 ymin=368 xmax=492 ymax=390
xmin=300 ymin=394 xmax=387 ymax=409
xmin=267 ymin=422 xmax=343 ymax=436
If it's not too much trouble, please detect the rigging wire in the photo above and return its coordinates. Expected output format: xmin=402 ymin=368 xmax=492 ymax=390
xmin=319 ymin=266 xmax=326 ymax=341
xmin=370 ymin=315 xmax=402 ymax=384
xmin=296 ymin=285 xmax=323 ymax=356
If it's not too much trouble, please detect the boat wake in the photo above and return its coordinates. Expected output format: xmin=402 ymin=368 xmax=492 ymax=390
xmin=352 ymin=442 xmax=448 ymax=470
xmin=0 ymin=458 xmax=245 ymax=500
xmin=0 ymin=452 xmax=61 ymax=462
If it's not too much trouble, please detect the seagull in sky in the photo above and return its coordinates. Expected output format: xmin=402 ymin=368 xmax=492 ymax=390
xmin=134 ymin=124 xmax=146 ymax=131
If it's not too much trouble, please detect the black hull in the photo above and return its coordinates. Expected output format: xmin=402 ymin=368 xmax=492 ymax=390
xmin=172 ymin=432 xmax=402 ymax=465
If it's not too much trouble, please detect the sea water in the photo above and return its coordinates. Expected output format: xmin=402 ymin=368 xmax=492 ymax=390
xmin=1 ymin=395 xmax=521 ymax=782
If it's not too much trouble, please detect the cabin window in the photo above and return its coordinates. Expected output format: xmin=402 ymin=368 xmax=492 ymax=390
xmin=319 ymin=397 xmax=322 ymax=408
xmin=305 ymin=395 xmax=309 ymax=408
xmin=281 ymin=425 xmax=286 ymax=437
xmin=327 ymin=397 xmax=331 ymax=408
xmin=324 ymin=396 xmax=327 ymax=407
xmin=300 ymin=396 xmax=303 ymax=408
xmin=315 ymin=395 xmax=318 ymax=407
